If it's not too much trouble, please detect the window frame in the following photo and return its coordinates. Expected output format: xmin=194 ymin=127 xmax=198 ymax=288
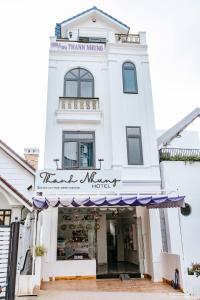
xmin=126 ymin=126 xmax=143 ymax=165
xmin=0 ymin=209 xmax=11 ymax=227
xmin=62 ymin=131 xmax=96 ymax=169
xmin=64 ymin=68 xmax=95 ymax=98
xmin=122 ymin=62 xmax=138 ymax=94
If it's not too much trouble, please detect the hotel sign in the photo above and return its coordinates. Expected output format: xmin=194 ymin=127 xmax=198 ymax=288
xmin=35 ymin=170 xmax=121 ymax=194
xmin=50 ymin=42 xmax=105 ymax=53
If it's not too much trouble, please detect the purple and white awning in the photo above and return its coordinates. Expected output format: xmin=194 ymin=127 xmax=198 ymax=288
xmin=32 ymin=195 xmax=185 ymax=210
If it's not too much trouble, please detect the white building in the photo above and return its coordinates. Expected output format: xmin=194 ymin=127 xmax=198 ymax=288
xmin=0 ymin=140 xmax=39 ymax=298
xmin=34 ymin=6 xmax=185 ymax=292
xmin=158 ymin=108 xmax=200 ymax=295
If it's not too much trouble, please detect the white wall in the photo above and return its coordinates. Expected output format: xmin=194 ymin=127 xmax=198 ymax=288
xmin=0 ymin=148 xmax=34 ymax=202
xmin=160 ymin=253 xmax=183 ymax=289
xmin=161 ymin=161 xmax=200 ymax=294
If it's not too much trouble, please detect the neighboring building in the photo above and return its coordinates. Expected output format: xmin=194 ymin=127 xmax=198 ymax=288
xmin=34 ymin=6 xmax=184 ymax=287
xmin=158 ymin=108 xmax=200 ymax=295
xmin=0 ymin=140 xmax=38 ymax=299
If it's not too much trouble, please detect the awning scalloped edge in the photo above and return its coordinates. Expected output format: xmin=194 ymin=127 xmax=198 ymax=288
xmin=32 ymin=195 xmax=185 ymax=210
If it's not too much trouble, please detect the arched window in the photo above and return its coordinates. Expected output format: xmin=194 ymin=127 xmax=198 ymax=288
xmin=64 ymin=68 xmax=94 ymax=98
xmin=122 ymin=62 xmax=138 ymax=93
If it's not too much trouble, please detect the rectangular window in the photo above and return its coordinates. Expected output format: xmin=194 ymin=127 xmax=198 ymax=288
xmin=126 ymin=127 xmax=143 ymax=165
xmin=80 ymin=81 xmax=93 ymax=98
xmin=123 ymin=63 xmax=138 ymax=94
xmin=63 ymin=131 xmax=95 ymax=169
xmin=57 ymin=208 xmax=96 ymax=261
xmin=65 ymin=81 xmax=78 ymax=97
xmin=0 ymin=210 xmax=11 ymax=226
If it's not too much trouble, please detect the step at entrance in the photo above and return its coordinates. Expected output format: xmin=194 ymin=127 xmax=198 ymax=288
xmin=0 ymin=226 xmax=10 ymax=300
xmin=97 ymin=272 xmax=141 ymax=279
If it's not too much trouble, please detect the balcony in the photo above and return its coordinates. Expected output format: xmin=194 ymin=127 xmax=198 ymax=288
xmin=159 ymin=148 xmax=200 ymax=163
xmin=115 ymin=34 xmax=140 ymax=44
xmin=56 ymin=97 xmax=101 ymax=123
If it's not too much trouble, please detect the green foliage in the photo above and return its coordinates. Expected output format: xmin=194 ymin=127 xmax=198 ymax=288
xmin=35 ymin=245 xmax=46 ymax=257
xmin=161 ymin=154 xmax=200 ymax=163
xmin=191 ymin=263 xmax=200 ymax=277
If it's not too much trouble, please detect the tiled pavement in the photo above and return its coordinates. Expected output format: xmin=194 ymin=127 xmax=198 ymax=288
xmin=16 ymin=279 xmax=199 ymax=300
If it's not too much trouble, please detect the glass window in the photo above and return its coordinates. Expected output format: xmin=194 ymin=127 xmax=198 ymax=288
xmin=123 ymin=62 xmax=138 ymax=93
xmin=126 ymin=127 xmax=143 ymax=165
xmin=57 ymin=208 xmax=97 ymax=260
xmin=64 ymin=68 xmax=94 ymax=98
xmin=65 ymin=81 xmax=78 ymax=97
xmin=79 ymin=142 xmax=94 ymax=168
xmin=0 ymin=210 xmax=11 ymax=226
xmin=81 ymin=81 xmax=93 ymax=98
xmin=63 ymin=142 xmax=78 ymax=168
xmin=63 ymin=131 xmax=95 ymax=169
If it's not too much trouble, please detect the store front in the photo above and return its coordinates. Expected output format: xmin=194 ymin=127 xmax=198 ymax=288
xmin=56 ymin=207 xmax=140 ymax=278
xmin=34 ymin=169 xmax=185 ymax=281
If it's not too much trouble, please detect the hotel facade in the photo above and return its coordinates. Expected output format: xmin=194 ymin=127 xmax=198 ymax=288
xmin=34 ymin=6 xmax=185 ymax=285
xmin=1 ymin=7 xmax=200 ymax=299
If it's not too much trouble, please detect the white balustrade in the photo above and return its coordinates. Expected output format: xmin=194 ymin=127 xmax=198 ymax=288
xmin=115 ymin=34 xmax=140 ymax=44
xmin=59 ymin=97 xmax=100 ymax=111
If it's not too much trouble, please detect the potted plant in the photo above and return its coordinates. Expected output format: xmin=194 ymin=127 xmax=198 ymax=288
xmin=189 ymin=263 xmax=200 ymax=277
xmin=35 ymin=245 xmax=47 ymax=257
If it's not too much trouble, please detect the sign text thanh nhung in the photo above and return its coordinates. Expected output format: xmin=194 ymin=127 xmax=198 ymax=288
xmin=35 ymin=170 xmax=121 ymax=194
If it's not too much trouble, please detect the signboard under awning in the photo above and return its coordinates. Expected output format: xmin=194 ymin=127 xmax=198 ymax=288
xmin=35 ymin=170 xmax=121 ymax=194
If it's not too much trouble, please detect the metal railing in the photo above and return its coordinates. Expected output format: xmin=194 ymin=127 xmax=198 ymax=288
xmin=159 ymin=148 xmax=200 ymax=162
xmin=59 ymin=97 xmax=100 ymax=111
xmin=115 ymin=34 xmax=140 ymax=44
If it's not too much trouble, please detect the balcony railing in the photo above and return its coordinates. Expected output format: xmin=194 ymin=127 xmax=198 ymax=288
xmin=59 ymin=97 xmax=100 ymax=111
xmin=115 ymin=34 xmax=140 ymax=44
xmin=159 ymin=148 xmax=200 ymax=162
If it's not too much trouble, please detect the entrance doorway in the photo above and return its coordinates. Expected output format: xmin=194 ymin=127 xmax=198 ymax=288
xmin=97 ymin=209 xmax=140 ymax=278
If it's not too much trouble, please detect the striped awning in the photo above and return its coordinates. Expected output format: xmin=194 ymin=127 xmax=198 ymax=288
xmin=32 ymin=195 xmax=185 ymax=210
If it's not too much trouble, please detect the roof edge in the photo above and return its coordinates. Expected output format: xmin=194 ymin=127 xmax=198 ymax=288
xmin=59 ymin=6 xmax=130 ymax=30
xmin=157 ymin=107 xmax=200 ymax=148
xmin=0 ymin=175 xmax=32 ymax=209
xmin=0 ymin=139 xmax=36 ymax=175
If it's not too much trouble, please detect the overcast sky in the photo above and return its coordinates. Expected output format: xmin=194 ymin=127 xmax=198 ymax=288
xmin=0 ymin=0 xmax=199 ymax=164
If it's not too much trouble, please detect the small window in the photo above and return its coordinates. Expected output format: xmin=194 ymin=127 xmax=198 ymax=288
xmin=64 ymin=68 xmax=94 ymax=98
xmin=126 ymin=127 xmax=143 ymax=165
xmin=123 ymin=62 xmax=138 ymax=93
xmin=0 ymin=210 xmax=11 ymax=226
xmin=62 ymin=132 xmax=95 ymax=169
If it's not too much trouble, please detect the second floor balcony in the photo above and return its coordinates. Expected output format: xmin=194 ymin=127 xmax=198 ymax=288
xmin=59 ymin=97 xmax=100 ymax=111
xmin=159 ymin=148 xmax=200 ymax=163
xmin=56 ymin=97 xmax=101 ymax=123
